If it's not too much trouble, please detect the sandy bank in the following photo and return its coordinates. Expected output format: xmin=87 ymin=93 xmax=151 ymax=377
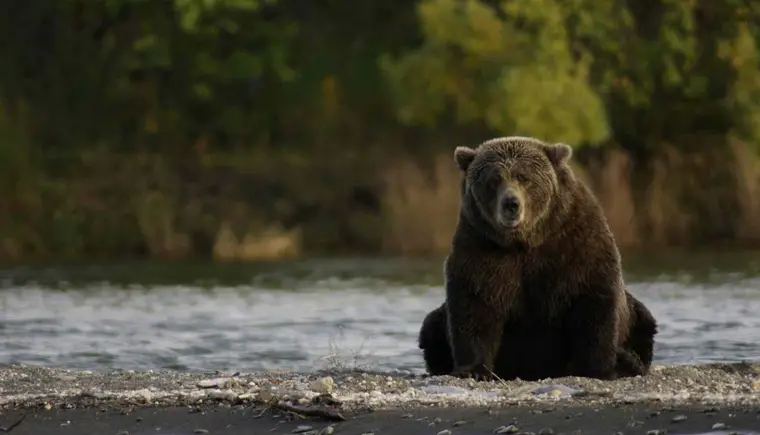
xmin=1 ymin=363 xmax=760 ymax=434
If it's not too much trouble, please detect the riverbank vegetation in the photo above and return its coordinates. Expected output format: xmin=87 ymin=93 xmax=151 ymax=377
xmin=1 ymin=0 xmax=759 ymax=263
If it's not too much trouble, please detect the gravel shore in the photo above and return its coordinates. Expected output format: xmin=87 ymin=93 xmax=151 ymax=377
xmin=1 ymin=362 xmax=760 ymax=434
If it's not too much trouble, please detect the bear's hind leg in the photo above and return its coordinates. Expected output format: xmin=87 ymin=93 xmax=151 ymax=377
xmin=624 ymin=290 xmax=657 ymax=373
xmin=418 ymin=303 xmax=454 ymax=376
xmin=614 ymin=290 xmax=657 ymax=377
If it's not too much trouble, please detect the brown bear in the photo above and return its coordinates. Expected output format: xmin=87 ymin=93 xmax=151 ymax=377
xmin=417 ymin=136 xmax=658 ymax=381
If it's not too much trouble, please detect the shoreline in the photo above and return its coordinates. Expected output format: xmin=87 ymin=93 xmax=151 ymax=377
xmin=1 ymin=363 xmax=760 ymax=434
xmin=3 ymin=403 xmax=760 ymax=435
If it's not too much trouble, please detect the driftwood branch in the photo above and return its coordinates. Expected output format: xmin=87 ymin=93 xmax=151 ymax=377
xmin=274 ymin=400 xmax=346 ymax=422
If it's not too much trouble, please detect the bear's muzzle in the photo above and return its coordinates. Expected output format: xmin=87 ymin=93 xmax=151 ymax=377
xmin=497 ymin=188 xmax=524 ymax=228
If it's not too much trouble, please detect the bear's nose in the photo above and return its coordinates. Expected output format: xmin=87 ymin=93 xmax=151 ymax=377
xmin=500 ymin=195 xmax=520 ymax=214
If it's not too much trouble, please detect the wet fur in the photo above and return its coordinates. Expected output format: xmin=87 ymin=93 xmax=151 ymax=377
xmin=417 ymin=136 xmax=658 ymax=381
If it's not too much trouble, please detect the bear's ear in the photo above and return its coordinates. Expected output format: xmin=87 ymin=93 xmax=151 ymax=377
xmin=544 ymin=143 xmax=573 ymax=166
xmin=454 ymin=146 xmax=477 ymax=172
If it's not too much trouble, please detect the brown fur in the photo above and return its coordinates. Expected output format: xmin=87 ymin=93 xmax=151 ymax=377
xmin=417 ymin=136 xmax=658 ymax=381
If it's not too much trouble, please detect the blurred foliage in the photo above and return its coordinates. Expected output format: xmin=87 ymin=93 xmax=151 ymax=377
xmin=0 ymin=0 xmax=759 ymax=262
xmin=383 ymin=0 xmax=760 ymax=153
xmin=382 ymin=0 xmax=611 ymax=145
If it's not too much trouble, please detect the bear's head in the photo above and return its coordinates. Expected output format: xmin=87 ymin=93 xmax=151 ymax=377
xmin=454 ymin=136 xmax=575 ymax=246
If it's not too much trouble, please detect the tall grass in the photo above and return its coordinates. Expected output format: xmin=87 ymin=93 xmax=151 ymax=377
xmin=379 ymin=153 xmax=461 ymax=256
xmin=0 ymin=150 xmax=303 ymax=263
xmin=213 ymin=221 xmax=301 ymax=262
xmin=2 ymin=141 xmax=760 ymax=263
xmin=731 ymin=139 xmax=760 ymax=244
xmin=572 ymin=151 xmax=640 ymax=247
xmin=379 ymin=142 xmax=760 ymax=254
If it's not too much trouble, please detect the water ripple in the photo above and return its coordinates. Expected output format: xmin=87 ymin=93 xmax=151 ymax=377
xmin=1 ymin=259 xmax=760 ymax=372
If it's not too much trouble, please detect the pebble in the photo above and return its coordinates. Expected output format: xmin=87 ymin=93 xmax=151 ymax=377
xmin=194 ymin=430 xmax=209 ymax=434
xmin=752 ymin=378 xmax=760 ymax=390
xmin=318 ymin=427 xmax=334 ymax=435
xmin=196 ymin=377 xmax=234 ymax=389
xmin=293 ymin=425 xmax=313 ymax=433
xmin=453 ymin=420 xmax=468 ymax=427
xmin=309 ymin=377 xmax=334 ymax=394
xmin=671 ymin=414 xmax=687 ymax=423
xmin=538 ymin=429 xmax=554 ymax=435
xmin=531 ymin=385 xmax=583 ymax=398
xmin=116 ymin=431 xmax=129 ymax=435
xmin=712 ymin=423 xmax=727 ymax=430
xmin=206 ymin=389 xmax=238 ymax=402
xmin=646 ymin=430 xmax=667 ymax=435
xmin=258 ymin=389 xmax=281 ymax=402
xmin=133 ymin=389 xmax=152 ymax=403
xmin=437 ymin=430 xmax=452 ymax=435
xmin=494 ymin=425 xmax=519 ymax=434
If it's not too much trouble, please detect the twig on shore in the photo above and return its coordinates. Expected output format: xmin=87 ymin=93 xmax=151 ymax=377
xmin=252 ymin=404 xmax=271 ymax=419
xmin=274 ymin=401 xmax=347 ymax=422
xmin=0 ymin=413 xmax=26 ymax=433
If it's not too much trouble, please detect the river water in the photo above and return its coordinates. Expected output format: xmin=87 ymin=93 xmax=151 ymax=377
xmin=1 ymin=251 xmax=760 ymax=373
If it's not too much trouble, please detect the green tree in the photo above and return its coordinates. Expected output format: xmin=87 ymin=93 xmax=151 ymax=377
xmin=381 ymin=0 xmax=611 ymax=146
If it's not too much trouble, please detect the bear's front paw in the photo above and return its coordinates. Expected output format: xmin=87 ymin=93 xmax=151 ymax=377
xmin=566 ymin=362 xmax=618 ymax=381
xmin=450 ymin=363 xmax=495 ymax=381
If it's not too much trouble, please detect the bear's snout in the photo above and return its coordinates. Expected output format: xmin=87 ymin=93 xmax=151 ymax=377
xmin=497 ymin=190 xmax=523 ymax=227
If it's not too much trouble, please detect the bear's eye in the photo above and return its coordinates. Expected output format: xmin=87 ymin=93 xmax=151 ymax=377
xmin=476 ymin=168 xmax=500 ymax=188
xmin=514 ymin=173 xmax=530 ymax=184
xmin=490 ymin=177 xmax=501 ymax=190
